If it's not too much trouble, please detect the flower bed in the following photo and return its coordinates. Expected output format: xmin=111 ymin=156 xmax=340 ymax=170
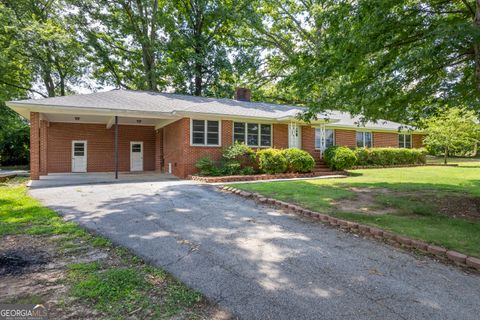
xmin=189 ymin=171 xmax=345 ymax=183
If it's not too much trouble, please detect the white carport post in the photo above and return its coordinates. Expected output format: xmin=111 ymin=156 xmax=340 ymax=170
xmin=114 ymin=116 xmax=119 ymax=179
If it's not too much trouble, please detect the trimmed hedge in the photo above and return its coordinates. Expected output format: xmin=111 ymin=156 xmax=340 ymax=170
xmin=354 ymin=147 xmax=427 ymax=166
xmin=257 ymin=148 xmax=288 ymax=174
xmin=324 ymin=146 xmax=357 ymax=170
xmin=282 ymin=148 xmax=315 ymax=173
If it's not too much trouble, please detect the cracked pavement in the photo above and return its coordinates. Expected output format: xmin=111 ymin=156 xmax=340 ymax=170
xmin=30 ymin=180 xmax=480 ymax=320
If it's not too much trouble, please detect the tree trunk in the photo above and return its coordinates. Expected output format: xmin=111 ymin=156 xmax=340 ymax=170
xmin=142 ymin=44 xmax=157 ymax=91
xmin=194 ymin=60 xmax=202 ymax=96
xmin=475 ymin=1 xmax=480 ymax=92
xmin=42 ymin=70 xmax=55 ymax=97
xmin=444 ymin=147 xmax=448 ymax=165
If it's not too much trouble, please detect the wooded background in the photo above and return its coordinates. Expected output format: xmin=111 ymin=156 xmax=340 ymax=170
xmin=1 ymin=0 xmax=480 ymax=165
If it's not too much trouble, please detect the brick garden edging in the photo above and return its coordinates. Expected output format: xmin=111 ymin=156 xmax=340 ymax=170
xmin=217 ymin=185 xmax=480 ymax=272
xmin=351 ymin=164 xmax=459 ymax=169
xmin=189 ymin=171 xmax=345 ymax=183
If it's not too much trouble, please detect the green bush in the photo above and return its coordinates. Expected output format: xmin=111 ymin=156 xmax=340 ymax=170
xmin=240 ymin=166 xmax=255 ymax=175
xmin=222 ymin=142 xmax=256 ymax=166
xmin=353 ymin=148 xmax=427 ymax=166
xmin=324 ymin=146 xmax=357 ymax=170
xmin=220 ymin=161 xmax=242 ymax=176
xmin=195 ymin=157 xmax=220 ymax=176
xmin=282 ymin=148 xmax=315 ymax=173
xmin=257 ymin=148 xmax=288 ymax=174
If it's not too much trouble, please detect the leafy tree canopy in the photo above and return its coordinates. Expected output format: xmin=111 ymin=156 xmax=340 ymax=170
xmin=423 ymin=107 xmax=479 ymax=163
xmin=244 ymin=0 xmax=480 ymax=123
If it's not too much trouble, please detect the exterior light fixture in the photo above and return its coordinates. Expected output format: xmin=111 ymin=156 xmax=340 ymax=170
xmin=136 ymin=119 xmax=142 ymax=124
xmin=74 ymin=117 xmax=80 ymax=121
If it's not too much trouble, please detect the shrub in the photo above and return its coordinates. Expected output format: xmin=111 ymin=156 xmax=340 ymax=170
xmin=353 ymin=148 xmax=427 ymax=166
xmin=222 ymin=142 xmax=256 ymax=167
xmin=240 ymin=166 xmax=255 ymax=175
xmin=354 ymin=147 xmax=370 ymax=165
xmin=257 ymin=148 xmax=288 ymax=174
xmin=195 ymin=157 xmax=220 ymax=176
xmin=219 ymin=161 xmax=242 ymax=176
xmin=282 ymin=148 xmax=315 ymax=173
xmin=324 ymin=146 xmax=357 ymax=170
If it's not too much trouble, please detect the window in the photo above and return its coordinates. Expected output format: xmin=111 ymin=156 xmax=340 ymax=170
xmin=73 ymin=142 xmax=85 ymax=156
xmin=356 ymin=131 xmax=373 ymax=148
xmin=315 ymin=128 xmax=335 ymax=149
xmin=191 ymin=119 xmax=220 ymax=146
xmin=233 ymin=122 xmax=272 ymax=147
xmin=399 ymin=134 xmax=412 ymax=148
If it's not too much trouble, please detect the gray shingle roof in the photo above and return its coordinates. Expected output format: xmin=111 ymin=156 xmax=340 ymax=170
xmin=9 ymin=89 xmax=413 ymax=131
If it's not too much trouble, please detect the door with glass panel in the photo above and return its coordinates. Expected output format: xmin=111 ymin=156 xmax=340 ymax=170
xmin=288 ymin=123 xmax=302 ymax=148
xmin=71 ymin=141 xmax=87 ymax=172
xmin=315 ymin=127 xmax=335 ymax=157
xmin=130 ymin=142 xmax=143 ymax=172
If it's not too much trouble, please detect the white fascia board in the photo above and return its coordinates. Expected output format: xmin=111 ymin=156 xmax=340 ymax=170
xmin=325 ymin=124 xmax=420 ymax=133
xmin=6 ymin=102 xmax=178 ymax=120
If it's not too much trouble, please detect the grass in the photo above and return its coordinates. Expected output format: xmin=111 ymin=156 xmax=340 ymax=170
xmin=233 ymin=160 xmax=480 ymax=257
xmin=0 ymin=177 xmax=209 ymax=319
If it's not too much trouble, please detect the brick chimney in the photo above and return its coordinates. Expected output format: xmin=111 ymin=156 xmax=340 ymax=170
xmin=235 ymin=87 xmax=251 ymax=102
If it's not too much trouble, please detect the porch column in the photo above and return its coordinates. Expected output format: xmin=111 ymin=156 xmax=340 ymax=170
xmin=39 ymin=120 xmax=49 ymax=175
xmin=29 ymin=112 xmax=40 ymax=180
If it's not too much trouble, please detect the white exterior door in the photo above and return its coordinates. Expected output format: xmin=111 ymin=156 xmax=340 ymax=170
xmin=288 ymin=123 xmax=302 ymax=149
xmin=130 ymin=142 xmax=143 ymax=172
xmin=72 ymin=141 xmax=87 ymax=173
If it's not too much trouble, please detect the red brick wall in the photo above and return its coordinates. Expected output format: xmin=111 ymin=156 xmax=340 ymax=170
xmin=301 ymin=126 xmax=318 ymax=158
xmin=334 ymin=129 xmax=357 ymax=148
xmin=30 ymin=112 xmax=40 ymax=180
xmin=46 ymin=123 xmax=155 ymax=173
xmin=162 ymin=118 xmax=234 ymax=177
xmin=273 ymin=124 xmax=288 ymax=149
xmin=413 ymin=134 xmax=424 ymax=148
xmin=373 ymin=132 xmax=399 ymax=148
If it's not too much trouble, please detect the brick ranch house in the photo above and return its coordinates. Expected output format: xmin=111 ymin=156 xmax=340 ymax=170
xmin=6 ymin=89 xmax=423 ymax=180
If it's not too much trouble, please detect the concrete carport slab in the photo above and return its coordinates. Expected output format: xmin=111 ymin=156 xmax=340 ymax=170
xmin=28 ymin=172 xmax=179 ymax=188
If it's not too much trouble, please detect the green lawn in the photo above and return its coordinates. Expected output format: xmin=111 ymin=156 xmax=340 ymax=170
xmin=233 ymin=161 xmax=480 ymax=257
xmin=0 ymin=178 xmax=213 ymax=318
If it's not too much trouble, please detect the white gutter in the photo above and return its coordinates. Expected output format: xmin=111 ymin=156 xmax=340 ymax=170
xmin=6 ymin=102 xmax=179 ymax=120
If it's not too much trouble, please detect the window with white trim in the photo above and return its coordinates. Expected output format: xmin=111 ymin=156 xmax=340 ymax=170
xmin=399 ymin=134 xmax=412 ymax=148
xmin=233 ymin=122 xmax=272 ymax=147
xmin=191 ymin=120 xmax=220 ymax=146
xmin=356 ymin=131 xmax=373 ymax=148
xmin=315 ymin=128 xmax=335 ymax=149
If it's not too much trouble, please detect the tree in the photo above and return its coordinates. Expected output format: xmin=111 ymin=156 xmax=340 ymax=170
xmin=72 ymin=0 xmax=168 ymax=91
xmin=0 ymin=103 xmax=29 ymax=166
xmin=242 ymin=0 xmax=480 ymax=123
xmin=164 ymin=0 xmax=260 ymax=97
xmin=423 ymin=108 xmax=479 ymax=164
xmin=0 ymin=0 xmax=86 ymax=97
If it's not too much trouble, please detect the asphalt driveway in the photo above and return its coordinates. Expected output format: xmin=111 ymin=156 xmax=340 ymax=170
xmin=30 ymin=180 xmax=480 ymax=320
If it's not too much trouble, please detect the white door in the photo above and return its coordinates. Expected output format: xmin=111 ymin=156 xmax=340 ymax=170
xmin=130 ymin=142 xmax=143 ymax=172
xmin=288 ymin=123 xmax=302 ymax=149
xmin=72 ymin=141 xmax=87 ymax=173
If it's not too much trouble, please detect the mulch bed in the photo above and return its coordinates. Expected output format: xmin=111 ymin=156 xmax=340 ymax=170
xmin=189 ymin=171 xmax=345 ymax=183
